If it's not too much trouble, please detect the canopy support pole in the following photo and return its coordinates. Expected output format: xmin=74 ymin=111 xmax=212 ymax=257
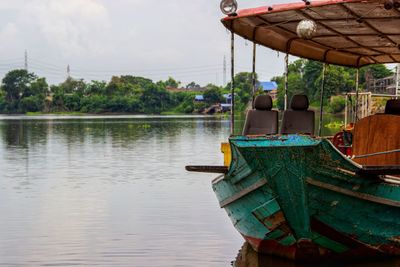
xmin=252 ymin=42 xmax=257 ymax=109
xmin=344 ymin=94 xmax=348 ymax=126
xmin=284 ymin=53 xmax=289 ymax=110
xmin=230 ymin=31 xmax=235 ymax=135
xmin=355 ymin=69 xmax=360 ymax=122
xmin=318 ymin=64 xmax=327 ymax=137
xmin=396 ymin=63 xmax=399 ymax=99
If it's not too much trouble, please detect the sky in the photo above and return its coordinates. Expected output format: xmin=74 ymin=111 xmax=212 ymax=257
xmin=0 ymin=0 xmax=296 ymax=86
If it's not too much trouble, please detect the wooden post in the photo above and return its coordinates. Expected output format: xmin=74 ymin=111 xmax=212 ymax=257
xmin=318 ymin=64 xmax=327 ymax=137
xmin=368 ymin=93 xmax=372 ymax=116
xmin=284 ymin=54 xmax=289 ymax=110
xmin=230 ymin=31 xmax=235 ymax=135
xmin=355 ymin=69 xmax=360 ymax=122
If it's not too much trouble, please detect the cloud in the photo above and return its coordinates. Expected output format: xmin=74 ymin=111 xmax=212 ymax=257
xmin=19 ymin=0 xmax=111 ymax=56
xmin=0 ymin=0 xmax=295 ymax=85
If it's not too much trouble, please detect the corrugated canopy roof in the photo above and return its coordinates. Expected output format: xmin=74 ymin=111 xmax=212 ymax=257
xmin=222 ymin=0 xmax=400 ymax=67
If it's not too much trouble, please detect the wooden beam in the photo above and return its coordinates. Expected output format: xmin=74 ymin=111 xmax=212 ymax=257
xmin=185 ymin=165 xmax=228 ymax=174
xmin=307 ymin=178 xmax=400 ymax=208
xmin=220 ymin=179 xmax=268 ymax=208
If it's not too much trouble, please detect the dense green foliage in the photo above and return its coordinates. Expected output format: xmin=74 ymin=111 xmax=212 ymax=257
xmin=272 ymin=60 xmax=393 ymax=112
xmin=0 ymin=68 xmax=257 ymax=114
xmin=0 ymin=61 xmax=391 ymax=115
xmin=0 ymin=70 xmax=48 ymax=113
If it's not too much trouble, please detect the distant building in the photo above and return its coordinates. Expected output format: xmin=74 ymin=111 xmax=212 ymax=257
xmin=220 ymin=103 xmax=232 ymax=112
xmin=194 ymin=95 xmax=204 ymax=102
xmin=259 ymin=81 xmax=278 ymax=100
xmin=223 ymin=93 xmax=233 ymax=104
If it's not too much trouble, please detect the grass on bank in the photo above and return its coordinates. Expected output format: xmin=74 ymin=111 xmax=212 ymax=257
xmin=26 ymin=111 xmax=85 ymax=116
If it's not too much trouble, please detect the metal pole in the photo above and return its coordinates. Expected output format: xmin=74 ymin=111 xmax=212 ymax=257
xmin=344 ymin=94 xmax=348 ymax=126
xmin=230 ymin=31 xmax=235 ymax=135
xmin=284 ymin=53 xmax=289 ymax=110
xmin=318 ymin=64 xmax=327 ymax=137
xmin=396 ymin=63 xmax=399 ymax=99
xmin=252 ymin=42 xmax=257 ymax=109
xmin=355 ymin=69 xmax=360 ymax=122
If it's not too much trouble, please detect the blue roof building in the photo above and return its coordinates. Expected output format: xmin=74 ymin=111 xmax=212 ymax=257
xmin=259 ymin=81 xmax=278 ymax=92
xmin=194 ymin=95 xmax=204 ymax=101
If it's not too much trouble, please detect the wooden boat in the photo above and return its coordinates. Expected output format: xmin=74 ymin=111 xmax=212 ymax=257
xmin=187 ymin=0 xmax=400 ymax=261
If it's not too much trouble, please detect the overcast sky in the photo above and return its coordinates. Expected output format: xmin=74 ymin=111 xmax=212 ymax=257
xmin=0 ymin=0 xmax=296 ymax=86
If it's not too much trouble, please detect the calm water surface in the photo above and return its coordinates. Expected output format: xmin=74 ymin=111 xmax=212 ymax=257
xmin=0 ymin=115 xmax=397 ymax=267
xmin=0 ymin=115 xmax=242 ymax=266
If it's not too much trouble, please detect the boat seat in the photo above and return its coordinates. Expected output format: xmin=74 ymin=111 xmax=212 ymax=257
xmin=353 ymin=114 xmax=400 ymax=166
xmin=280 ymin=95 xmax=315 ymax=135
xmin=242 ymin=95 xmax=278 ymax=135
xmin=385 ymin=99 xmax=400 ymax=115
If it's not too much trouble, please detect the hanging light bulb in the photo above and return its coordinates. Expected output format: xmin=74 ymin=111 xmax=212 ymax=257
xmin=384 ymin=0 xmax=394 ymax=10
xmin=296 ymin=19 xmax=317 ymax=40
xmin=220 ymin=0 xmax=238 ymax=15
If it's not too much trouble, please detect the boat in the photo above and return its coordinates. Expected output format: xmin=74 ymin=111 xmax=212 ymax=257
xmin=187 ymin=0 xmax=400 ymax=261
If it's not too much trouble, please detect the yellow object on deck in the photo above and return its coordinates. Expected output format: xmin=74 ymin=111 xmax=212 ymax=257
xmin=221 ymin=143 xmax=231 ymax=167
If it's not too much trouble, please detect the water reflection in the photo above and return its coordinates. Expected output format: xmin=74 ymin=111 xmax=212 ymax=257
xmin=0 ymin=115 xmax=243 ymax=266
xmin=233 ymin=243 xmax=400 ymax=267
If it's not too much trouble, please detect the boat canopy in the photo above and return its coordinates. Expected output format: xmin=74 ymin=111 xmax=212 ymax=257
xmin=222 ymin=0 xmax=400 ymax=67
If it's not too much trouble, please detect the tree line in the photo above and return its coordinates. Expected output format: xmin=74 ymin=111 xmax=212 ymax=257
xmin=0 ymin=62 xmax=392 ymax=114
xmin=272 ymin=60 xmax=392 ymax=112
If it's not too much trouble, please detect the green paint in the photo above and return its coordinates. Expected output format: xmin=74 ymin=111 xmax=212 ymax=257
xmin=212 ymin=134 xmax=400 ymax=256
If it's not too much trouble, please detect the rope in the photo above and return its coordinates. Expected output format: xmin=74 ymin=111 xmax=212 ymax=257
xmin=353 ymin=149 xmax=400 ymax=159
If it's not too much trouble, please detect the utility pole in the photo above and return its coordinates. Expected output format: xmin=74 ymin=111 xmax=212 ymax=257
xmin=223 ymin=55 xmax=227 ymax=86
xmin=67 ymin=65 xmax=71 ymax=79
xmin=24 ymin=50 xmax=28 ymax=71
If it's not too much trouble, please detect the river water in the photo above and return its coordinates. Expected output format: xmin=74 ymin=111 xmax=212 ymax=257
xmin=0 ymin=115 xmax=397 ymax=266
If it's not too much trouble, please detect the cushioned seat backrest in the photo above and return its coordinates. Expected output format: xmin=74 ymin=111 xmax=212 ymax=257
xmin=385 ymin=99 xmax=400 ymax=115
xmin=280 ymin=95 xmax=315 ymax=135
xmin=242 ymin=95 xmax=278 ymax=135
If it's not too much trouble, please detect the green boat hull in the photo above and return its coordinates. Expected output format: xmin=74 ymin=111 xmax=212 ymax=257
xmin=212 ymin=135 xmax=400 ymax=260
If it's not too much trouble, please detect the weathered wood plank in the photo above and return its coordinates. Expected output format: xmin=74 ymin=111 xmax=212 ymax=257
xmin=220 ymin=179 xmax=268 ymax=208
xmin=185 ymin=165 xmax=228 ymax=174
xmin=353 ymin=115 xmax=400 ymax=166
xmin=307 ymin=178 xmax=400 ymax=208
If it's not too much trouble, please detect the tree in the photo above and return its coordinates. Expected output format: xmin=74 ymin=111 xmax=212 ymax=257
xmin=0 ymin=70 xmax=49 ymax=113
xmin=272 ymin=59 xmax=392 ymax=111
xmin=226 ymin=72 xmax=259 ymax=111
xmin=314 ymin=65 xmax=354 ymax=100
xmin=1 ymin=69 xmax=36 ymax=102
xmin=85 ymin=81 xmax=107 ymax=96
xmin=276 ymin=72 xmax=306 ymax=110
xmin=360 ymin=64 xmax=393 ymax=85
xmin=60 ymin=77 xmax=86 ymax=95
xmin=165 ymin=77 xmax=180 ymax=88
xmin=203 ymin=86 xmax=223 ymax=104
xmin=186 ymin=81 xmax=200 ymax=89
